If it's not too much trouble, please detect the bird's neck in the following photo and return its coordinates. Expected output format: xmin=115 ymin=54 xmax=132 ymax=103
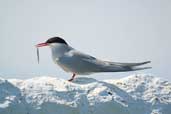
xmin=50 ymin=43 xmax=72 ymax=59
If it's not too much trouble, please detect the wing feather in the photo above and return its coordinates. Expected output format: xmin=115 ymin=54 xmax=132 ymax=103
xmin=63 ymin=50 xmax=151 ymax=73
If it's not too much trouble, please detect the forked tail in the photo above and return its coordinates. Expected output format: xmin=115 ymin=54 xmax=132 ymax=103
xmin=100 ymin=61 xmax=152 ymax=72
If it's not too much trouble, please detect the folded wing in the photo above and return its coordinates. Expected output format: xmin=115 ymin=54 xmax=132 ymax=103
xmin=66 ymin=50 xmax=151 ymax=73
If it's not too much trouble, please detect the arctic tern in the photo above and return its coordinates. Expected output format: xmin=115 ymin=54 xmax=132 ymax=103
xmin=36 ymin=37 xmax=151 ymax=81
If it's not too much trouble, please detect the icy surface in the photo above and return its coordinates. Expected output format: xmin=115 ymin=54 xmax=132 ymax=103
xmin=0 ymin=74 xmax=171 ymax=114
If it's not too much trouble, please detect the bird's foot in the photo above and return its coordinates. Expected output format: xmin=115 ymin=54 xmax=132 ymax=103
xmin=68 ymin=78 xmax=74 ymax=81
xmin=68 ymin=74 xmax=76 ymax=82
xmin=68 ymin=73 xmax=76 ymax=82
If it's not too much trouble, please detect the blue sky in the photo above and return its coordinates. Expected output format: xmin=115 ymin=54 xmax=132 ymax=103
xmin=0 ymin=0 xmax=171 ymax=80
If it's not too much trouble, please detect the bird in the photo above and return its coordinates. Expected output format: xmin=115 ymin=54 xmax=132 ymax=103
xmin=36 ymin=37 xmax=151 ymax=81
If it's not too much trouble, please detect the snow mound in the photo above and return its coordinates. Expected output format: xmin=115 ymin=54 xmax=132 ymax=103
xmin=0 ymin=74 xmax=170 ymax=114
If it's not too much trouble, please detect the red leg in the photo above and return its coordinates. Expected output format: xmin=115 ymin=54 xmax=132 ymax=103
xmin=68 ymin=73 xmax=76 ymax=81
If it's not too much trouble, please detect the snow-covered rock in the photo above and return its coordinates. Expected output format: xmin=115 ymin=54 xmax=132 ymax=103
xmin=0 ymin=74 xmax=170 ymax=114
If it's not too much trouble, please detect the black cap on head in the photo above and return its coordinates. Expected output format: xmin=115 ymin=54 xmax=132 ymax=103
xmin=46 ymin=37 xmax=68 ymax=45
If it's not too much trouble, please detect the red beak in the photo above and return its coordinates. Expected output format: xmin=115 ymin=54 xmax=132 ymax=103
xmin=36 ymin=43 xmax=48 ymax=47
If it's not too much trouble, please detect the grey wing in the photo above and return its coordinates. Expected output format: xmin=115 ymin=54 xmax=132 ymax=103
xmin=67 ymin=50 xmax=105 ymax=72
xmin=82 ymin=59 xmax=152 ymax=72
xmin=64 ymin=50 xmax=151 ymax=73
xmin=73 ymin=52 xmax=151 ymax=72
xmin=58 ymin=50 xmax=106 ymax=74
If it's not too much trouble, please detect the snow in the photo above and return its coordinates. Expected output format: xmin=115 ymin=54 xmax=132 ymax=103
xmin=0 ymin=74 xmax=170 ymax=114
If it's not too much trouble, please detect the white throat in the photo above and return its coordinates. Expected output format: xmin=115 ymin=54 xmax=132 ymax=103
xmin=49 ymin=43 xmax=71 ymax=60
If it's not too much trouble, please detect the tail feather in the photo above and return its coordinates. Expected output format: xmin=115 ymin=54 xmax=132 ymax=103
xmin=99 ymin=61 xmax=152 ymax=72
xmin=100 ymin=66 xmax=152 ymax=72
xmin=133 ymin=61 xmax=151 ymax=66
xmin=106 ymin=61 xmax=151 ymax=67
xmin=130 ymin=66 xmax=152 ymax=71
